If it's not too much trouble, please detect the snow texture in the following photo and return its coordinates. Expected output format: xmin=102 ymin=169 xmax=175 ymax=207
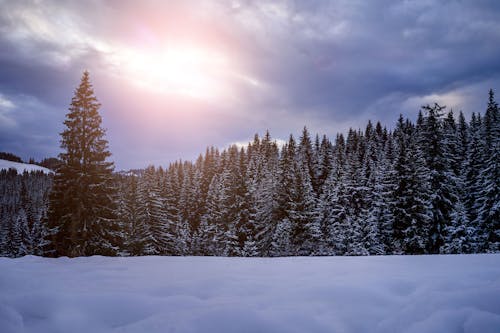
xmin=0 ymin=159 xmax=53 ymax=174
xmin=1 ymin=254 xmax=499 ymax=333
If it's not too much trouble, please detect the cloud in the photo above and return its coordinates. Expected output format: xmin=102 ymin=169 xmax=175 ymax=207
xmin=0 ymin=93 xmax=17 ymax=129
xmin=0 ymin=0 xmax=500 ymax=168
xmin=0 ymin=91 xmax=62 ymax=160
xmin=0 ymin=0 xmax=108 ymax=68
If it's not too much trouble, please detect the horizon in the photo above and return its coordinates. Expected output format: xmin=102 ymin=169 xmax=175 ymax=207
xmin=1 ymin=1 xmax=500 ymax=169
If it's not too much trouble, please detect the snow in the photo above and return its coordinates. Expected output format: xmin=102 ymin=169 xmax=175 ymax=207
xmin=0 ymin=255 xmax=499 ymax=333
xmin=0 ymin=159 xmax=53 ymax=174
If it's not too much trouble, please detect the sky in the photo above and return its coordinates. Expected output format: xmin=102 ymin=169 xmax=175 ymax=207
xmin=1 ymin=0 xmax=500 ymax=170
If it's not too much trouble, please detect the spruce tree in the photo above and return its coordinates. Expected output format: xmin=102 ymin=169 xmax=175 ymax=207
xmin=392 ymin=115 xmax=431 ymax=254
xmin=464 ymin=113 xmax=484 ymax=232
xmin=48 ymin=71 xmax=117 ymax=257
xmin=475 ymin=90 xmax=500 ymax=252
xmin=118 ymin=175 xmax=155 ymax=255
xmin=419 ymin=104 xmax=456 ymax=253
xmin=318 ymin=133 xmax=347 ymax=255
xmin=245 ymin=132 xmax=279 ymax=255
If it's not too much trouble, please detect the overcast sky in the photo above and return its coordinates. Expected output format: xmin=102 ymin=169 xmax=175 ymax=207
xmin=1 ymin=0 xmax=500 ymax=169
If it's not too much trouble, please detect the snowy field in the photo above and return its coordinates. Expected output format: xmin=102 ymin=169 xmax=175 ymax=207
xmin=1 ymin=255 xmax=499 ymax=333
xmin=0 ymin=159 xmax=53 ymax=174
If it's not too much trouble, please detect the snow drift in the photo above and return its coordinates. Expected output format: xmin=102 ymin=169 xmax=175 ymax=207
xmin=0 ymin=254 xmax=499 ymax=333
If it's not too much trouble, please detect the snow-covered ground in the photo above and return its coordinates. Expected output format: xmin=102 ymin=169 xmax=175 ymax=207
xmin=0 ymin=255 xmax=499 ymax=333
xmin=0 ymin=159 xmax=53 ymax=174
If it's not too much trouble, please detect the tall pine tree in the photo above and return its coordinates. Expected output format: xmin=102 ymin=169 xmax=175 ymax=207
xmin=48 ymin=71 xmax=117 ymax=257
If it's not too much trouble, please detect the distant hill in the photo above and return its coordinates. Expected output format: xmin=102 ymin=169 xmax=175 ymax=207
xmin=0 ymin=159 xmax=53 ymax=174
xmin=0 ymin=152 xmax=23 ymax=163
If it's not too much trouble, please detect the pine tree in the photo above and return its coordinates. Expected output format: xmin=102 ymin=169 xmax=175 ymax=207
xmin=271 ymin=136 xmax=297 ymax=256
xmin=392 ymin=115 xmax=432 ymax=254
xmin=315 ymin=135 xmax=333 ymax=194
xmin=289 ymin=162 xmax=321 ymax=255
xmin=270 ymin=218 xmax=293 ymax=257
xmin=161 ymin=165 xmax=183 ymax=255
xmin=223 ymin=145 xmax=249 ymax=255
xmin=318 ymin=133 xmax=347 ymax=255
xmin=320 ymin=177 xmax=350 ymax=255
xmin=48 ymin=71 xmax=117 ymax=257
xmin=475 ymin=90 xmax=500 ymax=252
xmin=464 ymin=113 xmax=484 ymax=234
xmin=363 ymin=133 xmax=395 ymax=255
xmin=440 ymin=110 xmax=472 ymax=253
xmin=246 ymin=132 xmax=279 ymax=255
xmin=179 ymin=160 xmax=203 ymax=233
xmin=298 ymin=127 xmax=318 ymax=193
xmin=138 ymin=166 xmax=171 ymax=254
xmin=200 ymin=172 xmax=229 ymax=255
xmin=118 ymin=175 xmax=155 ymax=255
xmin=419 ymin=104 xmax=456 ymax=253
xmin=483 ymin=89 xmax=499 ymax=152
xmin=378 ymin=134 xmax=397 ymax=253
xmin=441 ymin=199 xmax=473 ymax=254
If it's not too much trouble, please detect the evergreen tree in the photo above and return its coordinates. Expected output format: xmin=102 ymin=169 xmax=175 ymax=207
xmin=463 ymin=113 xmax=485 ymax=252
xmin=246 ymin=132 xmax=279 ymax=255
xmin=289 ymin=163 xmax=321 ymax=255
xmin=48 ymin=71 xmax=117 ymax=257
xmin=440 ymin=111 xmax=472 ymax=252
xmin=118 ymin=175 xmax=155 ymax=255
xmin=419 ymin=104 xmax=456 ymax=253
xmin=137 ymin=166 xmax=171 ymax=254
xmin=179 ymin=160 xmax=203 ymax=233
xmin=200 ymin=172 xmax=229 ymax=255
xmin=364 ymin=135 xmax=396 ymax=255
xmin=342 ymin=129 xmax=369 ymax=255
xmin=475 ymin=90 xmax=500 ymax=252
xmin=270 ymin=218 xmax=293 ymax=257
xmin=392 ymin=115 xmax=431 ymax=254
xmin=320 ymin=177 xmax=350 ymax=255
xmin=318 ymin=133 xmax=347 ymax=255
xmin=441 ymin=199 xmax=473 ymax=254
xmin=271 ymin=136 xmax=297 ymax=256
xmin=241 ymin=236 xmax=259 ymax=257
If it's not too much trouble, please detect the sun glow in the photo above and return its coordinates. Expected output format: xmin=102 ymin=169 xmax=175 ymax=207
xmin=111 ymin=44 xmax=230 ymax=99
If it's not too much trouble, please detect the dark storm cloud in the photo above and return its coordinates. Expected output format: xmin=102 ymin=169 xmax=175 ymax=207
xmin=231 ymin=1 xmax=500 ymax=119
xmin=1 ymin=0 xmax=500 ymax=169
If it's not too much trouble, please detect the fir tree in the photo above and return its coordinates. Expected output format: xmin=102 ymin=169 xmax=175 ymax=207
xmin=475 ymin=90 xmax=500 ymax=252
xmin=138 ymin=166 xmax=171 ymax=254
xmin=419 ymin=104 xmax=456 ymax=253
xmin=392 ymin=115 xmax=431 ymax=254
xmin=48 ymin=71 xmax=117 ymax=257
xmin=118 ymin=175 xmax=155 ymax=255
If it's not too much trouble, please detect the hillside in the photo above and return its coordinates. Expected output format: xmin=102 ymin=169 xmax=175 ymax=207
xmin=0 ymin=159 xmax=53 ymax=174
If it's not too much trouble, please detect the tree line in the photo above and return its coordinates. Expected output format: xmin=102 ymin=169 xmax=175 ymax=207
xmin=111 ymin=98 xmax=498 ymax=257
xmin=0 ymin=169 xmax=51 ymax=256
xmin=0 ymin=72 xmax=498 ymax=257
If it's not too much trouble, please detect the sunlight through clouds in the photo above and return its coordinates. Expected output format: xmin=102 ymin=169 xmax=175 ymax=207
xmin=107 ymin=44 xmax=232 ymax=100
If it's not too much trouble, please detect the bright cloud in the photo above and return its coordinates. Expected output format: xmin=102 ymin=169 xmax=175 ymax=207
xmin=0 ymin=93 xmax=16 ymax=129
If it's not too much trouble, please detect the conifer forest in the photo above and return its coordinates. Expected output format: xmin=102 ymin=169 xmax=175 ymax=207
xmin=0 ymin=74 xmax=499 ymax=258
